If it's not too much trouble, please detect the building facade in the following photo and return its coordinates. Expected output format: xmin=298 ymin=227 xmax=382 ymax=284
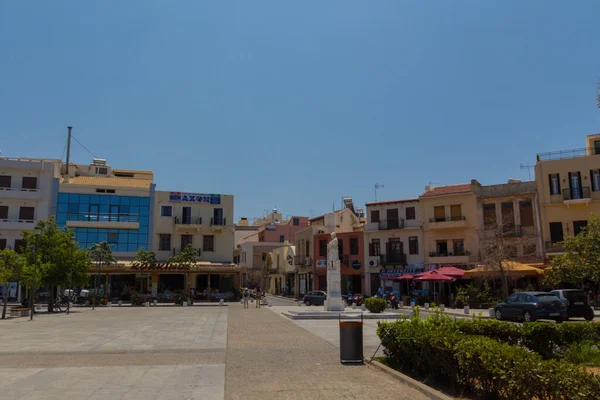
xmin=535 ymin=134 xmax=600 ymax=259
xmin=266 ymin=243 xmax=295 ymax=295
xmin=475 ymin=180 xmax=543 ymax=263
xmin=363 ymin=198 xmax=424 ymax=296
xmin=0 ymin=157 xmax=61 ymax=253
xmin=420 ymin=181 xmax=480 ymax=269
xmin=258 ymin=215 xmax=309 ymax=243
xmin=151 ymin=190 xmax=237 ymax=297
xmin=293 ymin=225 xmax=318 ymax=297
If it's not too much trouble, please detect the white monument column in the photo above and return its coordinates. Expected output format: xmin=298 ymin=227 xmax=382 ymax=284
xmin=325 ymin=232 xmax=345 ymax=311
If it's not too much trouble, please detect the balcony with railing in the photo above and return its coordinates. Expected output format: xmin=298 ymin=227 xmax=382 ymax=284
xmin=428 ymin=215 xmax=467 ymax=229
xmin=545 ymin=241 xmax=565 ymax=254
xmin=428 ymin=249 xmax=472 ymax=264
xmin=378 ymin=218 xmax=405 ymax=230
xmin=0 ymin=186 xmax=40 ymax=200
xmin=562 ymin=187 xmax=592 ymax=205
xmin=65 ymin=212 xmax=140 ymax=229
xmin=380 ymin=252 xmax=407 ymax=266
xmin=174 ymin=216 xmax=202 ymax=233
xmin=210 ymin=217 xmax=227 ymax=229
xmin=537 ymin=147 xmax=600 ymax=162
xmin=0 ymin=218 xmax=37 ymax=230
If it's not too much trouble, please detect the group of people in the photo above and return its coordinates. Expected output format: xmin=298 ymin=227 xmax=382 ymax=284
xmin=242 ymin=287 xmax=264 ymax=309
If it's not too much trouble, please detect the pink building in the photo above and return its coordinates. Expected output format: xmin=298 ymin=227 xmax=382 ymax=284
xmin=258 ymin=216 xmax=309 ymax=243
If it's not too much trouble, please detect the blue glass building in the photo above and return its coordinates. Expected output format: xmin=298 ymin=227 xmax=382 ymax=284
xmin=55 ymin=192 xmax=150 ymax=252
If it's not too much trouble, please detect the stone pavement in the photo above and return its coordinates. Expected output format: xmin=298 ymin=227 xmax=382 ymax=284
xmin=0 ymin=304 xmax=428 ymax=400
xmin=225 ymin=303 xmax=428 ymax=400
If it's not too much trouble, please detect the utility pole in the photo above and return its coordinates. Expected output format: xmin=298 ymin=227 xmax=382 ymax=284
xmin=374 ymin=183 xmax=384 ymax=201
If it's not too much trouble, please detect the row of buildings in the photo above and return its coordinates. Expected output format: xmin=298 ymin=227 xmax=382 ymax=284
xmin=2 ymin=134 xmax=599 ymax=300
xmin=236 ymin=134 xmax=600 ymax=297
xmin=0 ymin=156 xmax=237 ymax=301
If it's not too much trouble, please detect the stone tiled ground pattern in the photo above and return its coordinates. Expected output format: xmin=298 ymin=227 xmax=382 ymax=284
xmin=225 ymin=304 xmax=428 ymax=400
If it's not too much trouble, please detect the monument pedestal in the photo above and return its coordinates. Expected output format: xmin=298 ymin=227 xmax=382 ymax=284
xmin=324 ymin=258 xmax=344 ymax=312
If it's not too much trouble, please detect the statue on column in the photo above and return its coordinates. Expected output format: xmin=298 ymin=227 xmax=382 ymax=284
xmin=325 ymin=232 xmax=344 ymax=311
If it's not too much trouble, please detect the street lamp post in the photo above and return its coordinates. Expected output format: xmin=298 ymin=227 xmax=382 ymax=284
xmin=30 ymin=228 xmax=41 ymax=321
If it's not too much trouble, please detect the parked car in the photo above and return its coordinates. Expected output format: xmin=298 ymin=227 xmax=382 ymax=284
xmin=494 ymin=292 xmax=567 ymax=323
xmin=550 ymin=289 xmax=594 ymax=321
xmin=303 ymin=291 xmax=327 ymax=306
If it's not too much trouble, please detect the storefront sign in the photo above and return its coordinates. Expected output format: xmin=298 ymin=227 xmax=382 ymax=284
xmin=316 ymin=260 xmax=327 ymax=269
xmin=379 ymin=266 xmax=425 ymax=280
xmin=126 ymin=262 xmax=239 ymax=272
xmin=351 ymin=260 xmax=362 ymax=270
xmin=265 ymin=224 xmax=277 ymax=231
xmin=169 ymin=192 xmax=221 ymax=204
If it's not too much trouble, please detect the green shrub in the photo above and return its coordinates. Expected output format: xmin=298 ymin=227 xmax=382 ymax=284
xmin=365 ymin=297 xmax=386 ymax=313
xmin=559 ymin=341 xmax=600 ymax=366
xmin=378 ymin=317 xmax=600 ymax=399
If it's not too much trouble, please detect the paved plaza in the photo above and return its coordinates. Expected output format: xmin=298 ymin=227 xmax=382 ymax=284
xmin=0 ymin=302 xmax=428 ymax=400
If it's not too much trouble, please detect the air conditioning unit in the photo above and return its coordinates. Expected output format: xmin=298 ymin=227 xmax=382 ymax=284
xmin=369 ymin=259 xmax=379 ymax=267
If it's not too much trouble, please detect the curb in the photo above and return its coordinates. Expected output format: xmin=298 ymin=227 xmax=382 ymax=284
xmin=367 ymin=360 xmax=453 ymax=400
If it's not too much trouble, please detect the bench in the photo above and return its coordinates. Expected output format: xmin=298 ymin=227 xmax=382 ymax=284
xmin=10 ymin=308 xmax=30 ymax=318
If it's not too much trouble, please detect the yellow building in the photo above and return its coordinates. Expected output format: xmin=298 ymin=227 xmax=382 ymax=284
xmin=266 ymin=243 xmax=295 ymax=295
xmin=419 ymin=181 xmax=480 ymax=269
xmin=535 ymin=134 xmax=600 ymax=258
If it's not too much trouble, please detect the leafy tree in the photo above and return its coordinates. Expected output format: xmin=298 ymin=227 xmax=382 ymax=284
xmin=545 ymin=214 xmax=600 ymax=288
xmin=168 ymin=244 xmax=197 ymax=270
xmin=134 ymin=247 xmax=158 ymax=294
xmin=88 ymin=241 xmax=116 ymax=308
xmin=20 ymin=218 xmax=91 ymax=312
xmin=0 ymin=249 xmax=26 ymax=319
xmin=478 ymin=211 xmax=537 ymax=298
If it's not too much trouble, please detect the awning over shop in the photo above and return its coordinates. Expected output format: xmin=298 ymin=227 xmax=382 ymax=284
xmin=97 ymin=261 xmax=239 ymax=273
xmin=464 ymin=261 xmax=544 ymax=278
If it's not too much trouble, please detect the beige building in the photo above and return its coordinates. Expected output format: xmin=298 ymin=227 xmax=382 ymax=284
xmin=293 ymin=225 xmax=324 ymax=296
xmin=535 ymin=134 xmax=600 ymax=258
xmin=238 ymin=241 xmax=286 ymax=287
xmin=475 ymin=180 xmax=543 ymax=263
xmin=0 ymin=157 xmax=61 ymax=253
xmin=363 ymin=198 xmax=424 ymax=296
xmin=266 ymin=243 xmax=295 ymax=295
xmin=152 ymin=190 xmax=237 ymax=296
xmin=419 ymin=181 xmax=480 ymax=269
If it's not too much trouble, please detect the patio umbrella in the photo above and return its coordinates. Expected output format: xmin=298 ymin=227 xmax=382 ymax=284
xmin=434 ymin=266 xmax=465 ymax=279
xmin=414 ymin=270 xmax=455 ymax=304
xmin=464 ymin=262 xmax=544 ymax=278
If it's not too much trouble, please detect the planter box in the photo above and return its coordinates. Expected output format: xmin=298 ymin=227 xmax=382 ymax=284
xmin=10 ymin=308 xmax=30 ymax=317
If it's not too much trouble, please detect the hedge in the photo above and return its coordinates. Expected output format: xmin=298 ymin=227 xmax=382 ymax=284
xmin=450 ymin=316 xmax=600 ymax=359
xmin=377 ymin=315 xmax=600 ymax=399
xmin=365 ymin=298 xmax=387 ymax=313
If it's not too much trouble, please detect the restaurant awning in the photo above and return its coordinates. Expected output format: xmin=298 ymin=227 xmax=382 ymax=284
xmin=434 ymin=266 xmax=465 ymax=279
xmin=464 ymin=261 xmax=544 ymax=278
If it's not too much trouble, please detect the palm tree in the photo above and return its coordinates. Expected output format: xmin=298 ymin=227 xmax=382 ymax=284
xmin=88 ymin=242 xmax=116 ymax=309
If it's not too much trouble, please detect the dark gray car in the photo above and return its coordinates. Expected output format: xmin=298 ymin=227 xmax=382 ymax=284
xmin=494 ymin=292 xmax=567 ymax=323
xmin=303 ymin=291 xmax=327 ymax=306
xmin=550 ymin=289 xmax=594 ymax=321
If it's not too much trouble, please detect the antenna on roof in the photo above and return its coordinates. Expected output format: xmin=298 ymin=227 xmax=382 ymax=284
xmin=374 ymin=183 xmax=384 ymax=201
xmin=520 ymin=164 xmax=535 ymax=181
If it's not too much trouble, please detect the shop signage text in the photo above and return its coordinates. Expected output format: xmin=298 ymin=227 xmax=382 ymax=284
xmin=351 ymin=260 xmax=362 ymax=270
xmin=169 ymin=192 xmax=221 ymax=204
xmin=316 ymin=260 xmax=327 ymax=269
xmin=100 ymin=262 xmax=239 ymax=272
xmin=379 ymin=266 xmax=425 ymax=279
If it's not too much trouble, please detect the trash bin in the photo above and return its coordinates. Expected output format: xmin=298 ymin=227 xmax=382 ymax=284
xmin=339 ymin=315 xmax=363 ymax=363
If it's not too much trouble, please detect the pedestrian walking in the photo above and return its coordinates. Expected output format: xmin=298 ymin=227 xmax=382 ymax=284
xmin=243 ymin=288 xmax=249 ymax=309
xmin=190 ymin=288 xmax=195 ymax=305
xmin=255 ymin=287 xmax=261 ymax=308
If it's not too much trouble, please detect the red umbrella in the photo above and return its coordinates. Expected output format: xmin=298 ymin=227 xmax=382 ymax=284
xmin=435 ymin=266 xmax=465 ymax=279
xmin=414 ymin=270 xmax=455 ymax=282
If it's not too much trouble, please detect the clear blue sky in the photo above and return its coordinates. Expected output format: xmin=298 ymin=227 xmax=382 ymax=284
xmin=1 ymin=1 xmax=599 ymax=222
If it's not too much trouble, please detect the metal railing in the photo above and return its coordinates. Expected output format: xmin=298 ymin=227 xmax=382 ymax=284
xmin=378 ymin=218 xmax=405 ymax=230
xmin=380 ymin=253 xmax=407 ymax=266
xmin=500 ymin=225 xmax=522 ymax=237
xmin=210 ymin=217 xmax=226 ymax=226
xmin=562 ymin=187 xmax=591 ymax=201
xmin=545 ymin=241 xmax=565 ymax=252
xmin=429 ymin=215 xmax=466 ymax=223
xmin=174 ymin=216 xmax=202 ymax=225
xmin=66 ymin=212 xmax=140 ymax=222
xmin=429 ymin=250 xmax=471 ymax=257
xmin=537 ymin=147 xmax=599 ymax=161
